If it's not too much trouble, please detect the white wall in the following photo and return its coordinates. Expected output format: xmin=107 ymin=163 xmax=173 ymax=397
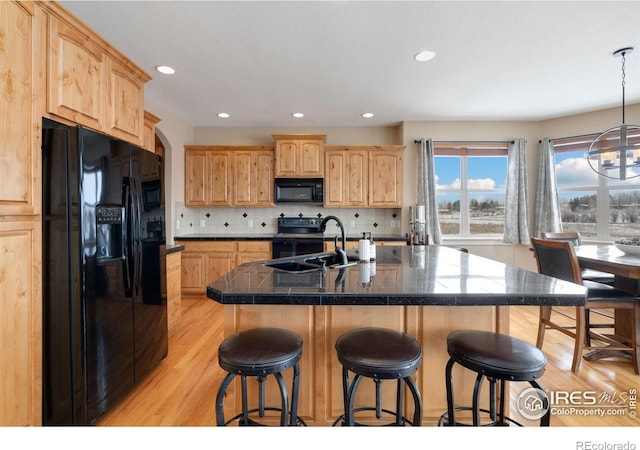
xmin=148 ymin=96 xmax=640 ymax=265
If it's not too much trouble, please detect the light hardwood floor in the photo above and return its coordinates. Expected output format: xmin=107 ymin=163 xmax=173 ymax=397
xmin=96 ymin=298 xmax=639 ymax=427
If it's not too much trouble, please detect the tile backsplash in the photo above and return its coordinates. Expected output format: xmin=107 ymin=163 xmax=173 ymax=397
xmin=175 ymin=203 xmax=402 ymax=237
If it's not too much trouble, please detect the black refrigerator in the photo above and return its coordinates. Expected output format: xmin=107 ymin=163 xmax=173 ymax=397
xmin=42 ymin=118 xmax=168 ymax=425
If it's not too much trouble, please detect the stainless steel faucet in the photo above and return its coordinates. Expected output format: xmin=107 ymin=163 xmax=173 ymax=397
xmin=319 ymin=215 xmax=348 ymax=266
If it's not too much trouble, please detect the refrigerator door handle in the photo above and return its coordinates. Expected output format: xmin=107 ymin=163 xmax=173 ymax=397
xmin=123 ymin=182 xmax=133 ymax=296
xmin=132 ymin=176 xmax=143 ymax=296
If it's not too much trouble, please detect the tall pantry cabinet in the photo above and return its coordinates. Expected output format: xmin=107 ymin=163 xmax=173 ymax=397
xmin=0 ymin=1 xmax=151 ymax=425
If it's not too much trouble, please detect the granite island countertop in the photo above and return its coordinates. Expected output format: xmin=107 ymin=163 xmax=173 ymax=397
xmin=175 ymin=233 xmax=408 ymax=242
xmin=207 ymin=245 xmax=587 ymax=307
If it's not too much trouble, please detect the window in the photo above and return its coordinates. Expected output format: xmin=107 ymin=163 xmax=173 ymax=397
xmin=434 ymin=142 xmax=508 ymax=237
xmin=553 ymin=135 xmax=640 ymax=240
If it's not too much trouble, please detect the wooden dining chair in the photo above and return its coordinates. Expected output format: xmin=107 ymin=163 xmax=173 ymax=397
xmin=540 ymin=232 xmax=615 ymax=285
xmin=530 ymin=237 xmax=640 ymax=374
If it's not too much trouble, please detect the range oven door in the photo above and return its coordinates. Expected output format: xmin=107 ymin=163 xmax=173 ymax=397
xmin=272 ymin=238 xmax=324 ymax=259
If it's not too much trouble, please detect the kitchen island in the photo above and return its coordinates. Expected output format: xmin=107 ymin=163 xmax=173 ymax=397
xmin=207 ymin=245 xmax=586 ymax=426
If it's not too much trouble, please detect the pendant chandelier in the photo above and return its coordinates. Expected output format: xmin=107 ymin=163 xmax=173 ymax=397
xmin=586 ymin=47 xmax=640 ymax=181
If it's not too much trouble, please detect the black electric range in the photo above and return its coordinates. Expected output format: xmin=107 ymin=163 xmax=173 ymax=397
xmin=272 ymin=217 xmax=325 ymax=259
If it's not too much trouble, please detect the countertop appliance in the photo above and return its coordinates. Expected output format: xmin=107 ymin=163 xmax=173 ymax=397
xmin=274 ymin=178 xmax=324 ymax=204
xmin=41 ymin=118 xmax=168 ymax=425
xmin=272 ymin=216 xmax=325 ymax=259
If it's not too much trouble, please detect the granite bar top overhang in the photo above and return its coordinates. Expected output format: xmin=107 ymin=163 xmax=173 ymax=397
xmin=207 ymin=245 xmax=587 ymax=307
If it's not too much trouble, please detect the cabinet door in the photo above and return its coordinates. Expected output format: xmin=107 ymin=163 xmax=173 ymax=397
xmin=0 ymin=220 xmax=41 ymax=425
xmin=143 ymin=111 xmax=161 ymax=154
xmin=254 ymin=151 xmax=274 ymax=206
xmin=369 ymin=151 xmax=403 ymax=207
xmin=185 ymin=151 xmax=208 ymax=206
xmin=234 ymin=150 xmax=274 ymax=207
xmin=107 ymin=57 xmax=145 ymax=145
xmin=233 ymin=151 xmax=254 ymax=206
xmin=0 ymin=1 xmax=40 ymax=216
xmin=205 ymin=252 xmax=235 ymax=286
xmin=275 ymin=141 xmax=299 ymax=177
xmin=180 ymin=252 xmax=206 ymax=295
xmin=325 ymin=150 xmax=368 ymax=207
xmin=48 ymin=14 xmax=106 ymax=131
xmin=207 ymin=151 xmax=232 ymax=206
xmin=299 ymin=140 xmax=324 ymax=177
xmin=166 ymin=252 xmax=182 ymax=330
xmin=324 ymin=150 xmax=346 ymax=206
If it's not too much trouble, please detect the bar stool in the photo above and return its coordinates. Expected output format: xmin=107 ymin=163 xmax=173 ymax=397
xmin=215 ymin=327 xmax=303 ymax=426
xmin=438 ymin=329 xmax=550 ymax=427
xmin=333 ymin=327 xmax=423 ymax=426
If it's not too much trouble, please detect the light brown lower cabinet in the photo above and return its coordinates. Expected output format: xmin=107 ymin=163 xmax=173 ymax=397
xmin=220 ymin=302 xmax=508 ymax=426
xmin=177 ymin=240 xmax=271 ymax=297
xmin=166 ymin=251 xmax=182 ymax=330
xmin=0 ymin=220 xmax=41 ymax=426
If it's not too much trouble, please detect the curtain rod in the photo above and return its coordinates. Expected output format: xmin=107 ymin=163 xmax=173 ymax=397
xmin=413 ymin=139 xmax=514 ymax=144
xmin=538 ymin=132 xmax=598 ymax=144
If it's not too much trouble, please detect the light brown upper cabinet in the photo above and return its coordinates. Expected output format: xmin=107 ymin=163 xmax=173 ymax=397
xmin=272 ymin=134 xmax=326 ymax=178
xmin=324 ymin=148 xmax=368 ymax=207
xmin=143 ymin=111 xmax=161 ymax=154
xmin=324 ymin=146 xmax=404 ymax=208
xmin=0 ymin=1 xmax=43 ymax=217
xmin=233 ymin=149 xmax=274 ymax=207
xmin=184 ymin=146 xmax=274 ymax=207
xmin=184 ymin=148 xmax=233 ymax=206
xmin=47 ymin=11 xmax=150 ymax=146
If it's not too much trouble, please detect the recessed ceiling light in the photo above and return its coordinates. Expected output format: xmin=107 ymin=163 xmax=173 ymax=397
xmin=292 ymin=113 xmax=304 ymax=118
xmin=362 ymin=113 xmax=374 ymax=118
xmin=155 ymin=65 xmax=175 ymax=75
xmin=217 ymin=113 xmax=230 ymax=119
xmin=414 ymin=50 xmax=436 ymax=62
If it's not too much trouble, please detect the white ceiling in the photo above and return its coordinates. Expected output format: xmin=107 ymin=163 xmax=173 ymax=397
xmin=60 ymin=0 xmax=640 ymax=128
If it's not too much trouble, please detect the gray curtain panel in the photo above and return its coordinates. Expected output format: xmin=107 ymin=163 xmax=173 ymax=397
xmin=417 ymin=138 xmax=442 ymax=244
xmin=503 ymin=138 xmax=530 ymax=244
xmin=533 ymin=138 xmax=562 ymax=237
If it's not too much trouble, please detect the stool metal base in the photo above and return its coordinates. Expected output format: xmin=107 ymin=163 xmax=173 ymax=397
xmin=441 ymin=357 xmax=550 ymax=427
xmin=215 ymin=362 xmax=302 ymax=426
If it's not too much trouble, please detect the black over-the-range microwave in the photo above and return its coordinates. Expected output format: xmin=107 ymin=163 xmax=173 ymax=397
xmin=274 ymin=178 xmax=324 ymax=204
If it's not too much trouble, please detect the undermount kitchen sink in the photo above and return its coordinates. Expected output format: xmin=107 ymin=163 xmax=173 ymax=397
xmin=303 ymin=253 xmax=359 ymax=268
xmin=263 ymin=261 xmax=324 ymax=273
xmin=263 ymin=252 xmax=359 ymax=273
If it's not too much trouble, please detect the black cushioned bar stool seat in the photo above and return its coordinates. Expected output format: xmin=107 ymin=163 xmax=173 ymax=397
xmin=333 ymin=327 xmax=423 ymax=426
xmin=215 ymin=328 xmax=303 ymax=426
xmin=438 ymin=330 xmax=550 ymax=427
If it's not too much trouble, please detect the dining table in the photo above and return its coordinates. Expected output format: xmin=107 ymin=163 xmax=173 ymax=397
xmin=575 ymin=244 xmax=640 ymax=295
xmin=574 ymin=244 xmax=640 ymax=367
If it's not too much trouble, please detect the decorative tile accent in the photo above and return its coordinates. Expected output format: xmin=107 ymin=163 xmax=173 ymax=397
xmin=317 ymin=213 xmax=323 ymax=218
xmin=206 ymin=213 xmax=211 ymax=218
xmin=180 ymin=213 xmax=184 ymax=218
xmin=224 ymin=222 xmax=229 ymax=227
xmin=243 ymin=213 xmax=248 ymax=218
xmin=373 ymin=222 xmax=378 ymax=227
xmin=261 ymin=222 xmax=266 ymax=227
xmin=298 ymin=212 xmax=303 ymax=218
xmin=280 ymin=213 xmax=285 ymax=218
xmin=392 ymin=213 xmax=397 ymax=218
xmin=354 ymin=213 xmax=359 ymax=218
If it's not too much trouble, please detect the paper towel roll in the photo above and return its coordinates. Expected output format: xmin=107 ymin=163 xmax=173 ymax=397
xmin=358 ymin=239 xmax=370 ymax=261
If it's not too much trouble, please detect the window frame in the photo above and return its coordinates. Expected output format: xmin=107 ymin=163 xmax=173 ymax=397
xmin=434 ymin=142 xmax=509 ymax=238
xmin=553 ymin=134 xmax=640 ymax=240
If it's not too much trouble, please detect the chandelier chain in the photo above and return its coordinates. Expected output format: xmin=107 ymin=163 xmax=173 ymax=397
xmin=621 ymin=51 xmax=626 ymax=124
